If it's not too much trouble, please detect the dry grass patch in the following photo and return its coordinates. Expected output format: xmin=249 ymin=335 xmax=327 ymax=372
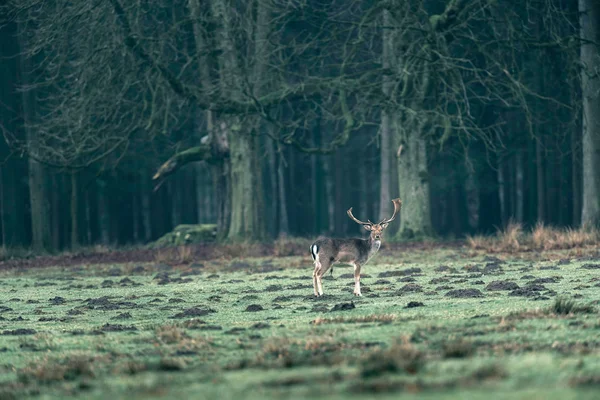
xmin=154 ymin=245 xmax=194 ymax=265
xmin=498 ymin=221 xmax=523 ymax=251
xmin=17 ymin=353 xmax=103 ymax=384
xmin=467 ymin=222 xmax=600 ymax=253
xmin=311 ymin=314 xmax=397 ymax=325
xmin=442 ymin=338 xmax=475 ymax=358
xmin=360 ymin=337 xmax=425 ymax=378
xmin=273 ymin=237 xmax=313 ymax=257
xmin=155 ymin=324 xmax=190 ymax=344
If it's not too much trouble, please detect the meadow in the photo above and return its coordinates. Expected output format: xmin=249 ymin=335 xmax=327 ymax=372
xmin=0 ymin=239 xmax=600 ymax=399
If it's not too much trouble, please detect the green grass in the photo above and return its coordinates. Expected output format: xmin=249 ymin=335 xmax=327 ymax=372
xmin=0 ymin=246 xmax=600 ymax=399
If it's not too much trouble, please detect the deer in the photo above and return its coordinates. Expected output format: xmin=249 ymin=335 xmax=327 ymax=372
xmin=310 ymin=198 xmax=401 ymax=297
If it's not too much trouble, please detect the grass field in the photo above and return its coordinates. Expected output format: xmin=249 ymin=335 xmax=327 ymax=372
xmin=1 ymin=243 xmax=600 ymax=399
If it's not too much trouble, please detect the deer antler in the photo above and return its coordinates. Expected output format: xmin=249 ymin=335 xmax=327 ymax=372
xmin=347 ymin=207 xmax=373 ymax=226
xmin=378 ymin=198 xmax=402 ymax=225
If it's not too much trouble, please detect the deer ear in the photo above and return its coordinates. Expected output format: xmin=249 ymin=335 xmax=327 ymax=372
xmin=380 ymin=223 xmax=389 ymax=229
xmin=363 ymin=225 xmax=372 ymax=231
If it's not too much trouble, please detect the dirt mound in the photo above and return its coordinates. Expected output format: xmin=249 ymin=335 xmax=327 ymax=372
xmin=331 ymin=302 xmax=355 ymax=312
xmin=580 ymin=264 xmax=600 ymax=270
xmin=171 ymin=307 xmax=216 ymax=319
xmin=245 ymin=304 xmax=264 ymax=312
xmin=398 ymin=284 xmax=423 ymax=294
xmin=445 ymin=289 xmax=484 ymax=298
xmin=508 ymin=284 xmax=547 ymax=297
xmin=486 ymin=281 xmax=519 ymax=291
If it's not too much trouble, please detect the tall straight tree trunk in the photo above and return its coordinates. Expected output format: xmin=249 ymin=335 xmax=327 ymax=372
xmin=379 ymin=10 xmax=393 ymax=222
xmin=132 ymin=175 xmax=140 ymax=243
xmin=141 ymin=172 xmax=152 ymax=241
xmin=18 ymin=30 xmax=51 ymax=252
xmin=195 ymin=164 xmax=205 ymax=223
xmin=497 ymin=157 xmax=507 ymax=226
xmin=277 ymin=144 xmax=289 ymax=236
xmin=515 ymin=150 xmax=524 ymax=224
xmin=536 ymin=137 xmax=545 ymax=223
xmin=85 ymin=189 xmax=93 ymax=244
xmin=0 ymin=167 xmax=24 ymax=247
xmin=51 ymin=173 xmax=61 ymax=250
xmin=580 ymin=0 xmax=600 ymax=228
xmin=97 ymin=181 xmax=110 ymax=245
xmin=0 ymin=169 xmax=5 ymax=250
xmin=464 ymin=152 xmax=480 ymax=232
xmin=322 ymin=155 xmax=335 ymax=233
xmin=572 ymin=126 xmax=582 ymax=226
xmin=70 ymin=172 xmax=79 ymax=249
xmin=266 ymin=138 xmax=278 ymax=235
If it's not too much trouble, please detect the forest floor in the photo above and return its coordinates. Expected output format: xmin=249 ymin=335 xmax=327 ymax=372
xmin=1 ymin=242 xmax=600 ymax=399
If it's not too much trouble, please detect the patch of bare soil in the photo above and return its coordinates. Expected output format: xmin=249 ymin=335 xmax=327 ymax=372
xmin=245 ymin=304 xmax=264 ymax=312
xmin=331 ymin=302 xmax=356 ymax=312
xmin=508 ymin=284 xmax=547 ymax=297
xmin=485 ymin=281 xmax=519 ymax=291
xmin=170 ymin=307 xmax=216 ymax=319
xmin=445 ymin=289 xmax=484 ymax=298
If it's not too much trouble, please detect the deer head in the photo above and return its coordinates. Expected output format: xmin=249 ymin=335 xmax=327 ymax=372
xmin=347 ymin=198 xmax=401 ymax=241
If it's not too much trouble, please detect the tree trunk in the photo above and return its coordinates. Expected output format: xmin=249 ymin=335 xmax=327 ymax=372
xmin=323 ymin=155 xmax=335 ymax=233
xmin=0 ymin=167 xmax=24 ymax=247
xmin=85 ymin=188 xmax=93 ymax=244
xmin=70 ymin=173 xmax=79 ymax=249
xmin=141 ymin=172 xmax=152 ymax=241
xmin=227 ymin=125 xmax=265 ymax=241
xmin=379 ymin=9 xmax=393 ymax=222
xmin=266 ymin=138 xmax=278 ymax=235
xmin=497 ymin=157 xmax=507 ymax=226
xmin=464 ymin=154 xmax=479 ymax=232
xmin=0 ymin=169 xmax=5 ymax=250
xmin=536 ymin=137 xmax=545 ymax=223
xmin=51 ymin=173 xmax=61 ymax=250
xmin=580 ymin=0 xmax=600 ymax=228
xmin=277 ymin=144 xmax=289 ymax=236
xmin=572 ymin=126 xmax=582 ymax=226
xmin=132 ymin=175 xmax=140 ymax=243
xmin=195 ymin=164 xmax=205 ymax=223
xmin=515 ymin=150 xmax=524 ymax=223
xmin=97 ymin=181 xmax=110 ymax=245
xmin=394 ymin=128 xmax=432 ymax=239
xmin=18 ymin=30 xmax=51 ymax=252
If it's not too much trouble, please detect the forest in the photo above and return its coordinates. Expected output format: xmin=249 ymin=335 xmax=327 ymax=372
xmin=0 ymin=0 xmax=598 ymax=251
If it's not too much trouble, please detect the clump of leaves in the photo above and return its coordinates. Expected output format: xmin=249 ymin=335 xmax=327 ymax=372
xmin=551 ymin=297 xmax=596 ymax=315
xmin=443 ymin=338 xmax=475 ymax=358
xmin=360 ymin=338 xmax=425 ymax=378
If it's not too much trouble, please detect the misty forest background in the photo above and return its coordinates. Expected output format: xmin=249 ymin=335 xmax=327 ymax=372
xmin=0 ymin=0 xmax=599 ymax=252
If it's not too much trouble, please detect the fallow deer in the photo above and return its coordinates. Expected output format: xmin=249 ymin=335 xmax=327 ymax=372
xmin=310 ymin=198 xmax=401 ymax=297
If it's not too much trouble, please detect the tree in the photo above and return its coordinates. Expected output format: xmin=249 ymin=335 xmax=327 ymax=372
xmin=580 ymin=0 xmax=600 ymax=228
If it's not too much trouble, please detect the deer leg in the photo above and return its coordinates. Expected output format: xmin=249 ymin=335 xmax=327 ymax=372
xmin=313 ymin=256 xmax=322 ymax=296
xmin=316 ymin=269 xmax=324 ymax=296
xmin=353 ymin=262 xmax=362 ymax=296
xmin=316 ymin=260 xmax=330 ymax=296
